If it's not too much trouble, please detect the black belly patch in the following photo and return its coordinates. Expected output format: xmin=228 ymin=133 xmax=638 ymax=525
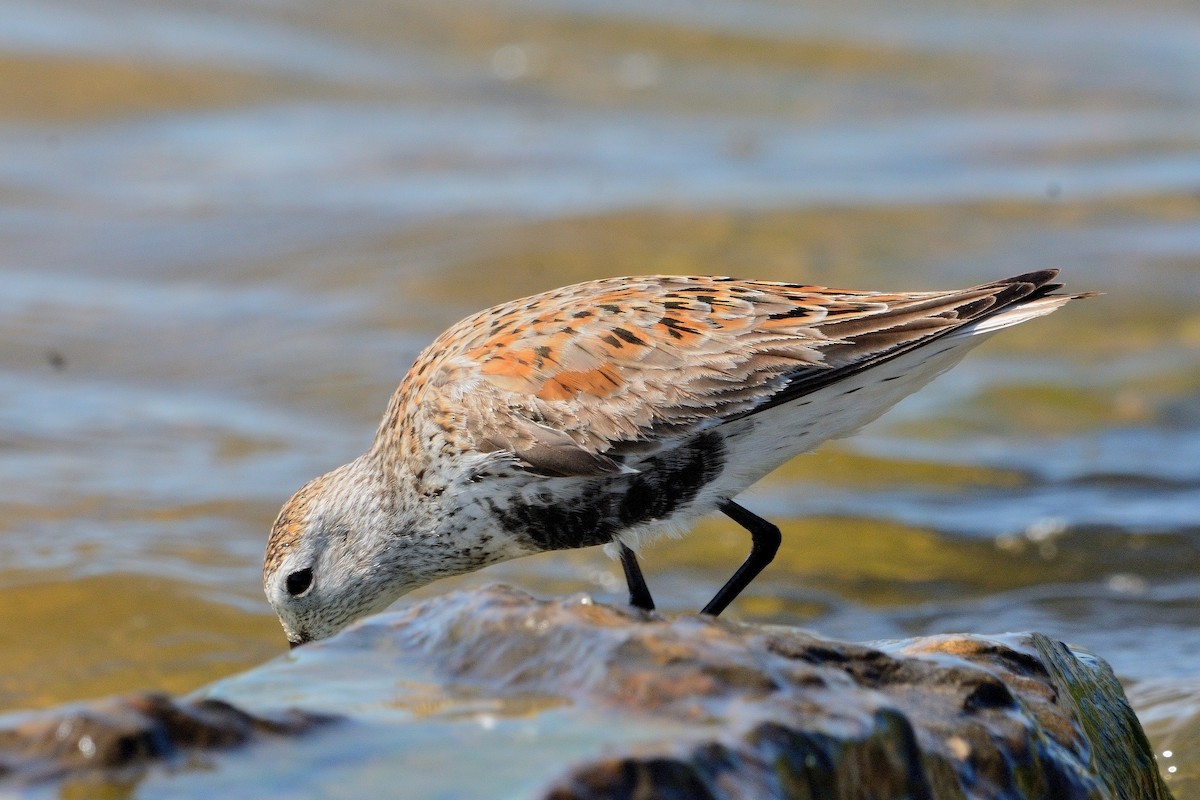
xmin=497 ymin=430 xmax=726 ymax=551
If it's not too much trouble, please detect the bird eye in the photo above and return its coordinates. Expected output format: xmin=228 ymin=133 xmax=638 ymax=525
xmin=286 ymin=568 xmax=314 ymax=597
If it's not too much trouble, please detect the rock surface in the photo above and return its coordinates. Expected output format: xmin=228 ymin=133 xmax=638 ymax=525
xmin=0 ymin=692 xmax=328 ymax=788
xmin=0 ymin=585 xmax=1173 ymax=799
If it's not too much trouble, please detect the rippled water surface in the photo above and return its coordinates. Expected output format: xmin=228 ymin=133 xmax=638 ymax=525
xmin=2 ymin=0 xmax=1198 ymax=794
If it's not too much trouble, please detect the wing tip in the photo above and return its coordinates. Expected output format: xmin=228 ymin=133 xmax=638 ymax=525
xmin=986 ymin=269 xmax=1101 ymax=307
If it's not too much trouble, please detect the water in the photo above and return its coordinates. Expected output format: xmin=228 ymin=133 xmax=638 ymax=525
xmin=1 ymin=0 xmax=1197 ymax=793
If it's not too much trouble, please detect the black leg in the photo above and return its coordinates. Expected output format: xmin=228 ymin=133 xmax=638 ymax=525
xmin=701 ymin=500 xmax=782 ymax=616
xmin=619 ymin=543 xmax=655 ymax=611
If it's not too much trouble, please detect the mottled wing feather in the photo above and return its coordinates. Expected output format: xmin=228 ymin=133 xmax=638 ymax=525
xmin=392 ymin=271 xmax=1065 ymax=477
xmin=473 ymin=415 xmax=626 ymax=477
xmin=744 ymin=271 xmax=1067 ymax=417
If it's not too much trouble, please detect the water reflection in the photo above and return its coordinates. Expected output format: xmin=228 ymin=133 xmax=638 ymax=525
xmin=1 ymin=0 xmax=1198 ymax=792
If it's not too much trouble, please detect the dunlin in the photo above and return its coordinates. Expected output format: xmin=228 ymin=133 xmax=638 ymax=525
xmin=265 ymin=270 xmax=1091 ymax=646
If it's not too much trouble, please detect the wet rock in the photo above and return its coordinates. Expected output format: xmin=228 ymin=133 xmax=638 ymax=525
xmin=0 ymin=585 xmax=1173 ymax=799
xmin=339 ymin=585 xmax=1171 ymax=800
xmin=0 ymin=692 xmax=329 ymax=786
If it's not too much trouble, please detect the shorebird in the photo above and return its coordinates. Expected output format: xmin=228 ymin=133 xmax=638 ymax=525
xmin=264 ymin=270 xmax=1091 ymax=646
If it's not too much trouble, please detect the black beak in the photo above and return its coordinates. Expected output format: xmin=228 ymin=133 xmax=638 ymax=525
xmin=288 ymin=638 xmax=305 ymax=650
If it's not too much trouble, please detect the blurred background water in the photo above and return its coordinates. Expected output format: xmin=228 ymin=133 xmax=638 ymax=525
xmin=1 ymin=0 xmax=1198 ymax=793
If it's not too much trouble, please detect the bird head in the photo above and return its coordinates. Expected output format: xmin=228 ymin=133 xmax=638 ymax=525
xmin=263 ymin=456 xmax=427 ymax=647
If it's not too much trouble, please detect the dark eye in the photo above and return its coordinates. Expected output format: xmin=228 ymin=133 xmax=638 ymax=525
xmin=285 ymin=568 xmax=313 ymax=597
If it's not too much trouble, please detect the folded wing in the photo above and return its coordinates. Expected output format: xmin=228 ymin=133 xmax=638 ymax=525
xmin=390 ymin=270 xmax=1085 ymax=477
